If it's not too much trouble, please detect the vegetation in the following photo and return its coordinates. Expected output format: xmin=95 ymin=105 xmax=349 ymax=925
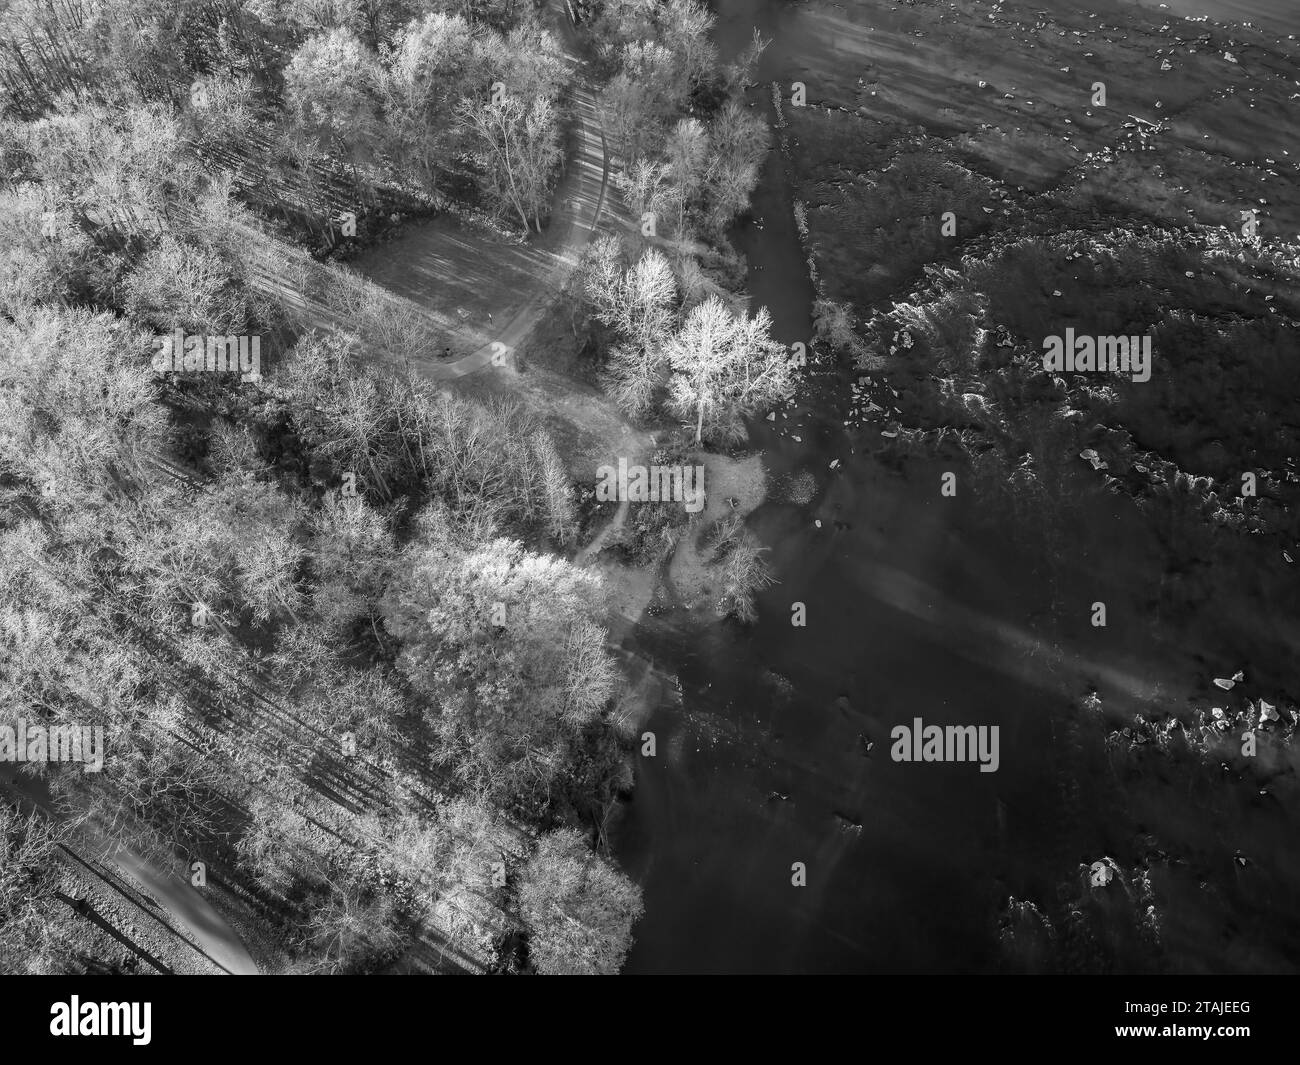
xmin=517 ymin=826 xmax=644 ymax=975
xmin=0 ymin=0 xmax=654 ymax=975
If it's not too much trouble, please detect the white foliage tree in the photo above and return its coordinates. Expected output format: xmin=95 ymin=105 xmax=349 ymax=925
xmin=663 ymin=296 xmax=795 ymax=445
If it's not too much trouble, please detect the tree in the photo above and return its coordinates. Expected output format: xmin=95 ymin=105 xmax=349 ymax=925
xmin=269 ymin=329 xmax=408 ymax=497
xmin=709 ymin=513 xmax=776 ymax=622
xmin=663 ymin=296 xmax=795 ymax=445
xmin=0 ymin=303 xmax=169 ymax=508
xmin=296 ymin=872 xmax=406 ymax=974
xmin=381 ymin=13 xmax=478 ymax=190
xmin=380 ymin=503 xmax=616 ymax=802
xmin=529 ymin=430 xmax=578 ymax=546
xmin=662 ymin=116 xmax=707 ymax=238
xmin=17 ymin=101 xmax=199 ymax=241
xmin=0 ymin=185 xmax=109 ymax=315
xmin=703 ymin=98 xmax=768 ymax=232
xmin=122 ymin=235 xmax=252 ymax=334
xmin=458 ymin=93 xmax=561 ymax=233
xmin=306 ymin=492 xmax=396 ymax=633
xmin=584 ymin=0 xmax=655 ymax=61
xmin=517 ymin=828 xmax=643 ymax=975
xmin=385 ymin=797 xmax=511 ymax=959
xmin=118 ymin=471 xmax=307 ymax=627
xmin=238 ymin=798 xmax=408 ymax=974
xmin=490 ymin=22 xmax=565 ymax=106
xmin=615 ymin=156 xmax=674 ymax=242
xmin=723 ymin=27 xmax=768 ymax=96
xmin=0 ymin=807 xmax=81 ymax=975
xmin=659 ymin=0 xmax=718 ymax=99
xmin=581 ymin=238 xmax=678 ymax=417
xmin=271 ymin=0 xmax=438 ymax=51
xmin=284 ymin=29 xmax=384 ymax=161
xmin=597 ymin=42 xmax=677 ymax=162
xmin=188 ymin=73 xmax=259 ymax=147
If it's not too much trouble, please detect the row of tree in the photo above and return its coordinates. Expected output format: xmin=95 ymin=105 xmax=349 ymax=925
xmin=1 ymin=0 xmax=568 ymax=233
xmin=570 ymin=1 xmax=796 ymax=440
xmin=280 ymin=13 xmax=566 ymax=228
xmin=594 ymin=0 xmax=769 ymax=244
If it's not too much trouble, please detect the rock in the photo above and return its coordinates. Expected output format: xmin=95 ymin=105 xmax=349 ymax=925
xmin=1213 ymin=677 xmax=1235 ymax=691
xmin=1259 ymin=700 xmax=1279 ymax=723
xmin=814 ymin=519 xmax=823 ymax=528
xmin=1232 ymin=670 xmax=1245 ymax=682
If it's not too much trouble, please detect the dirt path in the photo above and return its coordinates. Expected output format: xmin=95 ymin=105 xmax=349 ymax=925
xmin=426 ymin=90 xmax=610 ymax=380
xmin=0 ymin=765 xmax=260 ymax=975
xmin=101 ymin=841 xmax=259 ymax=975
xmin=350 ymin=4 xmax=612 ymax=379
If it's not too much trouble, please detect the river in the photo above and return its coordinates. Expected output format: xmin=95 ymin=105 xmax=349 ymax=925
xmin=607 ymin=0 xmax=1299 ymax=973
xmin=610 ymin=0 xmax=1059 ymax=974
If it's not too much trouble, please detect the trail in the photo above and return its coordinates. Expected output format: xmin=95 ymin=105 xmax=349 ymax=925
xmin=349 ymin=1 xmax=613 ymax=380
xmin=0 ymin=765 xmax=260 ymax=975
xmin=427 ymin=89 xmax=611 ymax=379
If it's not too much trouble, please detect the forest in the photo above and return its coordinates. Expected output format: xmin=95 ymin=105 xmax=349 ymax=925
xmin=0 ymin=0 xmax=794 ymax=974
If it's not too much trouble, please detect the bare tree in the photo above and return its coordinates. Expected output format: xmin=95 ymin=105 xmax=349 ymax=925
xmin=283 ymin=28 xmax=384 ymax=163
xmin=662 ymin=116 xmax=707 ymax=239
xmin=616 ymin=156 xmax=674 ymax=241
xmin=709 ymin=513 xmax=776 ymax=623
xmin=529 ymin=430 xmax=577 ymax=546
xmin=457 ymin=93 xmax=562 ymax=233
xmin=580 ymin=237 xmax=678 ymax=416
xmin=663 ymin=296 xmax=795 ymax=445
xmin=381 ymin=13 xmax=478 ymax=190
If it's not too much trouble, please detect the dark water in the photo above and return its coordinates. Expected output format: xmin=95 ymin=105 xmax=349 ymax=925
xmin=608 ymin=0 xmax=1299 ymax=973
